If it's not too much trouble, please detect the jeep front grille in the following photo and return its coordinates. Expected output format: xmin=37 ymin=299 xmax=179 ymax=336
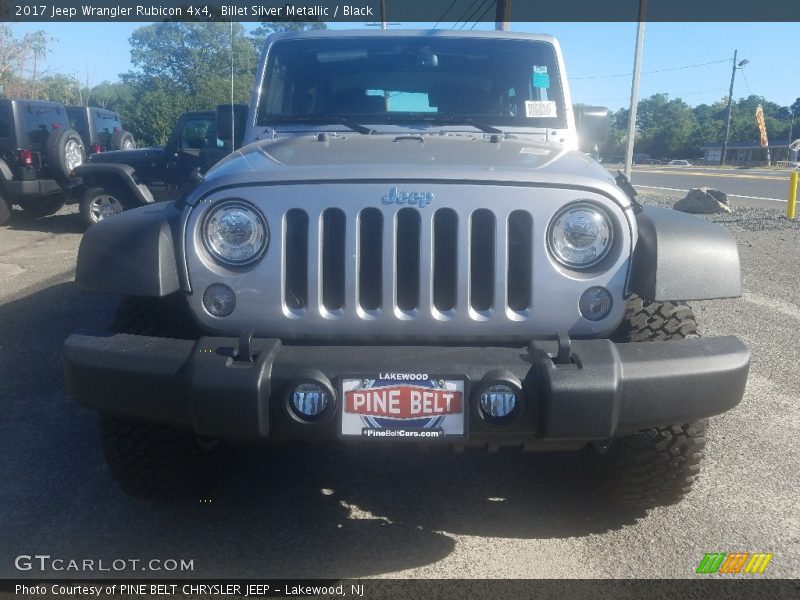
xmin=282 ymin=206 xmax=534 ymax=319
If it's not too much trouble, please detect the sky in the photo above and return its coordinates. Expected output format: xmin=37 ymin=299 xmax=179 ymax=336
xmin=12 ymin=21 xmax=800 ymax=112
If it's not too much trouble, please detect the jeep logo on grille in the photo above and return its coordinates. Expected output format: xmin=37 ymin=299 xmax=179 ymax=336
xmin=381 ymin=187 xmax=434 ymax=208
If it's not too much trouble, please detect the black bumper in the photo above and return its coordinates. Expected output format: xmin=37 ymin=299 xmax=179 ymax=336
xmin=62 ymin=334 xmax=750 ymax=447
xmin=4 ymin=178 xmax=64 ymax=199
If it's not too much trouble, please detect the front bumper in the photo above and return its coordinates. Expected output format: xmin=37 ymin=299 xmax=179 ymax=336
xmin=63 ymin=334 xmax=750 ymax=448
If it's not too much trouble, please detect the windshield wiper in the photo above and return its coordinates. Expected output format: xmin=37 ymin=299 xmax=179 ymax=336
xmin=264 ymin=116 xmax=375 ymax=135
xmin=423 ymin=116 xmax=505 ymax=135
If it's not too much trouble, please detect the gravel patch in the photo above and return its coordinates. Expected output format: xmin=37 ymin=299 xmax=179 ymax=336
xmin=637 ymin=191 xmax=800 ymax=232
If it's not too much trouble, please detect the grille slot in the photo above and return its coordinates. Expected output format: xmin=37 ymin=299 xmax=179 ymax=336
xmin=433 ymin=208 xmax=458 ymax=312
xmin=470 ymin=209 xmax=495 ymax=312
xmin=396 ymin=208 xmax=421 ymax=311
xmin=284 ymin=209 xmax=309 ymax=310
xmin=507 ymin=210 xmax=533 ymax=311
xmin=358 ymin=208 xmax=383 ymax=311
xmin=321 ymin=208 xmax=346 ymax=311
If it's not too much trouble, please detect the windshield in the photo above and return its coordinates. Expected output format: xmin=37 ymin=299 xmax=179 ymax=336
xmin=256 ymin=36 xmax=566 ymax=130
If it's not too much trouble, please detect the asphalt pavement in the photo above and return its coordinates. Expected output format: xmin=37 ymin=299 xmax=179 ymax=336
xmin=0 ymin=199 xmax=798 ymax=580
xmin=609 ymin=164 xmax=797 ymax=209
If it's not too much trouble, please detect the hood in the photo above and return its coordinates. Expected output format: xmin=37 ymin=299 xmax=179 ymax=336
xmin=193 ymin=134 xmax=622 ymax=203
xmin=89 ymin=147 xmax=165 ymax=164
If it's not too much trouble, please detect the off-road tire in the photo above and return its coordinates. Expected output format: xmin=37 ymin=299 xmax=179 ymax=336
xmin=611 ymin=294 xmax=699 ymax=342
xmin=99 ymin=414 xmax=224 ymax=500
xmin=0 ymin=193 xmax=10 ymax=225
xmin=110 ymin=130 xmax=135 ymax=151
xmin=111 ymin=294 xmax=199 ymax=339
xmin=17 ymin=193 xmax=66 ymax=218
xmin=585 ymin=421 xmax=707 ymax=508
xmin=585 ymin=295 xmax=705 ymax=508
xmin=101 ymin=294 xmax=215 ymax=499
xmin=79 ymin=185 xmax=134 ymax=226
xmin=46 ymin=128 xmax=85 ymax=181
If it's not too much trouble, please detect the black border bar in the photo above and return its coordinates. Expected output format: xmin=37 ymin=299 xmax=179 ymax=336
xmin=4 ymin=0 xmax=800 ymax=23
xmin=2 ymin=579 xmax=800 ymax=600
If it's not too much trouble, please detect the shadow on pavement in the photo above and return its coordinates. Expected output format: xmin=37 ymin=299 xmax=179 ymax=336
xmin=0 ymin=281 xmax=642 ymax=580
xmin=3 ymin=206 xmax=85 ymax=235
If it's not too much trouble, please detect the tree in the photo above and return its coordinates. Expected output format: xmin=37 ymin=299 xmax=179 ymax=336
xmin=120 ymin=22 xmax=260 ymax=145
xmin=0 ymin=24 xmax=51 ymax=99
xmin=126 ymin=22 xmax=257 ymax=102
xmin=250 ymin=21 xmax=327 ymax=52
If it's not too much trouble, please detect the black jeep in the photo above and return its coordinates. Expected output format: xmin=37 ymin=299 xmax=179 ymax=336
xmin=74 ymin=110 xmax=227 ymax=226
xmin=66 ymin=105 xmax=135 ymax=155
xmin=0 ymin=99 xmax=86 ymax=224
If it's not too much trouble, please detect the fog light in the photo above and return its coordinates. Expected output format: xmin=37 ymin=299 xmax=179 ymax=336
xmin=203 ymin=283 xmax=236 ymax=317
xmin=579 ymin=286 xmax=612 ymax=321
xmin=291 ymin=382 xmax=330 ymax=418
xmin=480 ymin=384 xmax=518 ymax=418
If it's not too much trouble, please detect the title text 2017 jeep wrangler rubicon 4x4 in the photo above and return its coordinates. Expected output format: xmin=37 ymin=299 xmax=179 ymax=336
xmin=64 ymin=31 xmax=750 ymax=506
xmin=0 ymin=99 xmax=86 ymax=224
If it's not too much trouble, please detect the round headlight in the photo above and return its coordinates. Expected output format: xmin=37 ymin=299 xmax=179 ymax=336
xmin=202 ymin=201 xmax=268 ymax=266
xmin=548 ymin=203 xmax=613 ymax=268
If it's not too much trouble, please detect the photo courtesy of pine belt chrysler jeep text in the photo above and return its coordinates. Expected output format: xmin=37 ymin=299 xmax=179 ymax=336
xmin=63 ymin=30 xmax=750 ymax=507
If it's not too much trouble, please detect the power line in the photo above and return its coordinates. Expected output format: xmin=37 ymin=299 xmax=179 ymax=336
xmin=582 ymin=88 xmax=729 ymax=103
xmin=451 ymin=0 xmax=482 ymax=30
xmin=461 ymin=0 xmax=491 ymax=30
xmin=433 ymin=0 xmax=460 ymax=29
xmin=740 ymin=70 xmax=754 ymax=96
xmin=469 ymin=0 xmax=496 ymax=29
xmin=569 ymin=58 xmax=731 ymax=81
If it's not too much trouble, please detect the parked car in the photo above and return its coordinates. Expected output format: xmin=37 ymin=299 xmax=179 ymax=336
xmin=64 ymin=30 xmax=749 ymax=509
xmin=0 ymin=98 xmax=85 ymax=224
xmin=66 ymin=106 xmax=135 ymax=154
xmin=73 ymin=110 xmax=228 ymax=226
xmin=668 ymin=159 xmax=692 ymax=166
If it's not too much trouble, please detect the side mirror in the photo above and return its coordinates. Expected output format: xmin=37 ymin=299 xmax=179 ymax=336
xmin=215 ymin=103 xmax=248 ymax=148
xmin=574 ymin=106 xmax=609 ymax=147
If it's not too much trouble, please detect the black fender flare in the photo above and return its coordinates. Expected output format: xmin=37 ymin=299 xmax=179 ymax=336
xmin=76 ymin=201 xmax=183 ymax=297
xmin=628 ymin=207 xmax=742 ymax=302
xmin=73 ymin=163 xmax=154 ymax=206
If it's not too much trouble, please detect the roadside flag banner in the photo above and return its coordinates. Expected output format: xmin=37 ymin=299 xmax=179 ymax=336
xmin=755 ymin=104 xmax=769 ymax=148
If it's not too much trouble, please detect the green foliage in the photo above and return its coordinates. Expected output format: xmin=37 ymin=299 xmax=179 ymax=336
xmin=250 ymin=21 xmax=327 ymax=51
xmin=112 ymin=22 xmax=260 ymax=146
xmin=602 ymin=92 xmax=797 ymax=161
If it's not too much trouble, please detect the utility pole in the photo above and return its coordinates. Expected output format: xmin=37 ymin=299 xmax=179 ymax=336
xmin=720 ymin=49 xmax=738 ymax=167
xmin=495 ymin=0 xmax=510 ymax=30
xmin=623 ymin=0 xmax=647 ymax=181
xmin=380 ymin=0 xmax=386 ymax=29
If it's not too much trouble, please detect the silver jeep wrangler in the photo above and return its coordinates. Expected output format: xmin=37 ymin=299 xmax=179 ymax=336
xmin=64 ymin=31 xmax=750 ymax=506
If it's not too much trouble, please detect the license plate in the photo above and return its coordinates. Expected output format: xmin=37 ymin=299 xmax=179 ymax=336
xmin=340 ymin=374 xmax=466 ymax=439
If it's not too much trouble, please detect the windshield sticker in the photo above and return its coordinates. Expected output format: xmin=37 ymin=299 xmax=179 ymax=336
xmin=519 ymin=147 xmax=550 ymax=156
xmin=532 ymin=66 xmax=550 ymax=89
xmin=525 ymin=101 xmax=557 ymax=118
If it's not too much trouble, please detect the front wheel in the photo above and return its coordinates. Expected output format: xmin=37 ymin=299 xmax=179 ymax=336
xmin=586 ymin=296 xmax=706 ymax=508
xmin=99 ymin=414 xmax=225 ymax=500
xmin=584 ymin=421 xmax=707 ymax=508
xmin=80 ymin=186 xmax=131 ymax=226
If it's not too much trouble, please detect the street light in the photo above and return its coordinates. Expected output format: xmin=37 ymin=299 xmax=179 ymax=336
xmin=720 ymin=50 xmax=749 ymax=167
